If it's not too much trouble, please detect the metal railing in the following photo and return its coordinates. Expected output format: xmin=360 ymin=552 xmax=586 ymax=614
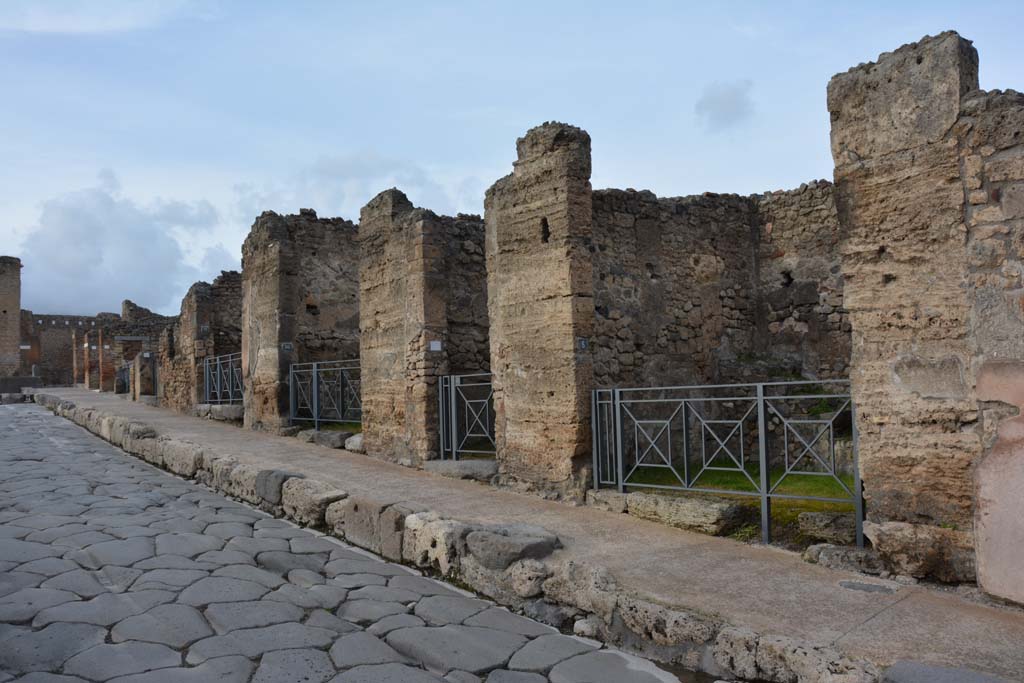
xmin=203 ymin=352 xmax=243 ymax=404
xmin=592 ymin=380 xmax=863 ymax=545
xmin=289 ymin=360 xmax=361 ymax=429
xmin=439 ymin=373 xmax=495 ymax=460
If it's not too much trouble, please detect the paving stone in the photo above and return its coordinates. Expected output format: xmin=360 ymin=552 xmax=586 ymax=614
xmin=258 ymin=550 xmax=329 ymax=575
xmin=64 ymin=642 xmax=181 ymax=679
xmin=414 ymin=595 xmax=491 ymax=626
xmin=252 ymin=648 xmax=336 ymax=683
xmin=132 ymin=569 xmax=209 ymax=589
xmin=882 ymin=660 xmax=1010 ymax=683
xmin=107 ymin=525 xmax=164 ymax=539
xmin=326 ymin=558 xmax=414 ymax=577
xmin=0 ymin=622 xmax=106 ymax=673
xmin=185 ymin=622 xmax=337 ymax=664
xmin=193 ymin=549 xmax=255 ymax=566
xmin=507 ymin=634 xmax=598 ymax=672
xmin=305 ymin=608 xmax=361 ymax=634
xmin=548 ymin=651 xmax=680 ymax=683
xmin=203 ymin=600 xmax=305 ymax=633
xmin=330 ymin=664 xmax=445 ymax=683
xmin=387 ymin=626 xmax=528 ymax=675
xmin=212 ymin=564 xmax=285 ymax=588
xmin=133 ymin=555 xmax=215 ymax=571
xmin=264 ymin=583 xmax=330 ymax=609
xmin=177 ymin=576 xmax=269 ymax=605
xmin=7 ymin=674 xmax=89 ymax=682
xmin=291 ymin=536 xmax=343 ymax=554
xmin=327 ymin=573 xmax=390 ymax=589
xmin=288 ymin=568 xmax=325 ymax=586
xmin=34 ymin=589 xmax=175 ymax=627
xmin=13 ymin=558 xmax=80 ymax=578
xmin=465 ymin=608 xmax=557 ymax=638
xmin=0 ymin=571 xmax=43 ymax=598
xmin=330 ymin=631 xmax=410 ymax=668
xmin=485 ymin=672 xmax=546 ymax=683
xmin=445 ymin=672 xmax=482 ymax=683
xmin=368 ymin=613 xmax=427 ymax=637
xmin=155 ymin=533 xmax=224 ymax=557
xmin=389 ymin=575 xmax=464 ymax=597
xmin=205 ymin=522 xmax=254 ymax=539
xmin=111 ymin=604 xmax=213 ymax=647
xmin=337 ymin=599 xmax=411 ymax=626
xmin=0 ymin=538 xmax=62 ymax=563
xmin=93 ymin=565 xmax=143 ymax=592
xmin=224 ymin=536 xmax=290 ymax=555
xmin=67 ymin=537 xmax=155 ymax=568
xmin=39 ymin=569 xmax=108 ymax=598
xmin=0 ymin=588 xmax=80 ymax=622
xmin=55 ymin=530 xmax=119 ymax=549
xmin=348 ymin=585 xmax=421 ymax=604
xmin=105 ymin=655 xmax=254 ymax=682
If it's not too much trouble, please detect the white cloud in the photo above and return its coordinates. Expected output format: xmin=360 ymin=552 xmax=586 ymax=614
xmin=695 ymin=79 xmax=755 ymax=132
xmin=17 ymin=170 xmax=234 ymax=316
xmin=0 ymin=0 xmax=210 ymax=34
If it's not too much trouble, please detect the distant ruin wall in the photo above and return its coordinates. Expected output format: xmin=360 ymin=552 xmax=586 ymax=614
xmin=359 ymin=189 xmax=487 ymax=465
xmin=19 ymin=313 xmax=107 ymax=385
xmin=0 ymin=257 xmax=21 ymax=377
xmin=159 ymin=271 xmax=242 ymax=413
xmin=241 ymin=210 xmax=359 ymax=431
xmin=828 ymin=32 xmax=1024 ymax=598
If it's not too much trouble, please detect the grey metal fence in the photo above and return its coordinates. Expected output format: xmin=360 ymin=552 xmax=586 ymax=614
xmin=203 ymin=352 xmax=243 ymax=404
xmin=592 ymin=380 xmax=863 ymax=546
xmin=289 ymin=360 xmax=361 ymax=429
xmin=439 ymin=373 xmax=495 ymax=460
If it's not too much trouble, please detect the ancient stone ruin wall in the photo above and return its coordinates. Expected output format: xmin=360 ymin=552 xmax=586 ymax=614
xmin=751 ymin=181 xmax=849 ymax=381
xmin=359 ymin=189 xmax=488 ymax=464
xmin=486 ymin=123 xmax=595 ymax=499
xmin=94 ymin=302 xmax=175 ymax=395
xmin=19 ymin=313 xmax=108 ymax=385
xmin=829 ymin=31 xmax=1024 ymax=600
xmin=0 ymin=257 xmax=22 ymax=377
xmin=590 ymin=190 xmax=758 ymax=389
xmin=241 ymin=210 xmax=359 ymax=431
xmin=159 ymin=271 xmax=242 ymax=413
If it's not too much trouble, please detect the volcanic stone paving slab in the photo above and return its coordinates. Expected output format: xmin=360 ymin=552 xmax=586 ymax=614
xmin=0 ymin=404 xmax=684 ymax=682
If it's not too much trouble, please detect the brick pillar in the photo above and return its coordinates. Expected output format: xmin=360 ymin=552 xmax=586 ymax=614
xmin=484 ymin=123 xmax=594 ymax=500
xmin=829 ymin=32 xmax=981 ymax=581
xmin=71 ymin=329 xmax=81 ymax=385
xmin=97 ymin=329 xmax=115 ymax=391
xmin=84 ymin=330 xmax=99 ymax=389
xmin=359 ymin=189 xmax=451 ymax=464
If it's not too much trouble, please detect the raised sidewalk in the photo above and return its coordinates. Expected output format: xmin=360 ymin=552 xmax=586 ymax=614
xmin=28 ymin=388 xmax=1024 ymax=682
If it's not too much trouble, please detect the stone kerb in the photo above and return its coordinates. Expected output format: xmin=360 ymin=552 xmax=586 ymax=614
xmin=30 ymin=391 xmax=881 ymax=682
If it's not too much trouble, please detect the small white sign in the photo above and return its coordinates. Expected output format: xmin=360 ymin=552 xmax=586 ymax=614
xmin=143 ymin=352 xmax=151 ymax=358
xmin=103 ymin=345 xmax=110 ymax=349
xmin=19 ymin=344 xmax=31 ymax=350
xmin=428 ymin=340 xmax=443 ymax=352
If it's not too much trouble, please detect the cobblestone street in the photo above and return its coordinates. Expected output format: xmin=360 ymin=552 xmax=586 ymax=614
xmin=0 ymin=404 xmax=687 ymax=683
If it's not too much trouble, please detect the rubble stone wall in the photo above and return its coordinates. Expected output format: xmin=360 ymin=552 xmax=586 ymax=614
xmin=158 ymin=271 xmax=242 ymax=413
xmin=0 ymin=257 xmax=21 ymax=377
xmin=359 ymin=189 xmax=488 ymax=465
xmin=241 ymin=210 xmax=359 ymax=431
xmin=19 ymin=313 xmax=105 ymax=385
xmin=829 ymin=31 xmax=1024 ymax=597
xmin=486 ymin=123 xmax=595 ymax=499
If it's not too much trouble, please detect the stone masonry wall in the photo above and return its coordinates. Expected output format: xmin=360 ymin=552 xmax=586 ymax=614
xmin=752 ymin=181 xmax=850 ymax=380
xmin=95 ymin=302 xmax=175 ymax=395
xmin=359 ymin=189 xmax=488 ymax=465
xmin=486 ymin=123 xmax=595 ymax=499
xmin=0 ymin=257 xmax=21 ymax=377
xmin=591 ymin=190 xmax=758 ymax=389
xmin=19 ymin=313 xmax=107 ymax=385
xmin=829 ymin=32 xmax=1024 ymax=597
xmin=242 ymin=210 xmax=359 ymax=431
xmin=159 ymin=271 xmax=242 ymax=413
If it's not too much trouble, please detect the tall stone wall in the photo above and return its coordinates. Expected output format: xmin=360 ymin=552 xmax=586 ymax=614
xmin=241 ymin=210 xmax=359 ymax=431
xmin=485 ymin=123 xmax=595 ymax=499
xmin=19 ymin=313 xmax=106 ymax=385
xmin=0 ymin=257 xmax=21 ymax=377
xmin=752 ymin=181 xmax=849 ymax=380
xmin=159 ymin=271 xmax=242 ymax=413
xmin=94 ymin=302 xmax=175 ymax=394
xmin=829 ymin=32 xmax=1024 ymax=600
xmin=359 ymin=189 xmax=487 ymax=465
xmin=590 ymin=190 xmax=758 ymax=389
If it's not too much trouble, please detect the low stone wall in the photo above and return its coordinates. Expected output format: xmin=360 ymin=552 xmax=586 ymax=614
xmin=30 ymin=391 xmax=882 ymax=683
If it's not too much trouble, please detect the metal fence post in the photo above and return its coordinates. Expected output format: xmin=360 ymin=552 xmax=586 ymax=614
xmin=613 ymin=388 xmax=624 ymax=493
xmin=591 ymin=391 xmax=599 ymax=491
xmin=312 ymin=362 xmax=320 ymax=432
xmin=288 ymin=364 xmax=296 ymax=424
xmin=449 ymin=375 xmax=459 ymax=460
xmin=756 ymin=383 xmax=772 ymax=544
xmin=851 ymin=401 xmax=865 ymax=548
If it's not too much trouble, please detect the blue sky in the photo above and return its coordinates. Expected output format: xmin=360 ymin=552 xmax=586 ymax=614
xmin=1 ymin=1 xmax=1021 ymax=315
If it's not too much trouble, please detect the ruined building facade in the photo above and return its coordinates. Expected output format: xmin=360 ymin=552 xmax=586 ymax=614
xmin=359 ymin=189 xmax=489 ymax=465
xmin=0 ymin=257 xmax=22 ymax=378
xmin=241 ymin=209 xmax=360 ymax=431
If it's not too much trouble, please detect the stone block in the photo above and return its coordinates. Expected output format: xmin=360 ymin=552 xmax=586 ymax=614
xmin=210 ymin=404 xmax=244 ymax=422
xmin=313 ymin=430 xmax=350 ymax=449
xmin=402 ymin=512 xmax=473 ymax=576
xmin=379 ymin=503 xmax=425 ymax=562
xmin=797 ymin=512 xmax=857 ymax=545
xmin=297 ymin=429 xmax=317 ymax=443
xmin=423 ymin=460 xmax=498 ymax=483
xmin=325 ymin=496 xmax=391 ymax=553
xmin=864 ymin=521 xmax=976 ymax=582
xmin=803 ymin=544 xmax=883 ymax=575
xmin=625 ymin=492 xmax=747 ymax=535
xmin=281 ymin=478 xmax=348 ymax=529
xmin=255 ymin=470 xmax=302 ymax=507
xmin=465 ymin=524 xmax=560 ymax=571
xmin=585 ymin=490 xmax=627 ymax=514
xmin=345 ymin=433 xmax=365 ymax=453
xmin=225 ymin=464 xmax=261 ymax=504
xmin=159 ymin=439 xmax=204 ymax=478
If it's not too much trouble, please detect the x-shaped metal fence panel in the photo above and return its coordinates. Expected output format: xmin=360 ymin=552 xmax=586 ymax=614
xmin=439 ymin=373 xmax=495 ymax=460
xmin=289 ymin=360 xmax=362 ymax=429
xmin=203 ymin=352 xmax=243 ymax=404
